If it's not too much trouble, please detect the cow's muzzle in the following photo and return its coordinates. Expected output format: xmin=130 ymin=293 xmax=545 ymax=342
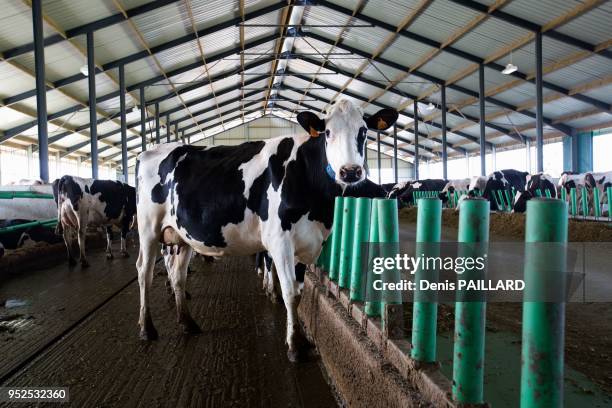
xmin=339 ymin=165 xmax=363 ymax=184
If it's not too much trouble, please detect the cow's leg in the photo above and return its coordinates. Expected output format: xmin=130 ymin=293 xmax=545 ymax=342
xmin=167 ymin=246 xmax=200 ymax=334
xmin=268 ymin=244 xmax=306 ymax=362
xmin=62 ymin=227 xmax=77 ymax=266
xmin=105 ymin=226 xmax=114 ymax=259
xmin=264 ymin=263 xmax=282 ymax=304
xmin=119 ymin=217 xmax=130 ymax=258
xmin=77 ymin=226 xmax=89 ymax=268
xmin=137 ymin=238 xmax=158 ymax=340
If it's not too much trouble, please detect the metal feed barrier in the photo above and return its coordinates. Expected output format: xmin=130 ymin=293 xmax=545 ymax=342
xmin=561 ymin=186 xmax=612 ymax=220
xmin=315 ymin=196 xmax=568 ymax=407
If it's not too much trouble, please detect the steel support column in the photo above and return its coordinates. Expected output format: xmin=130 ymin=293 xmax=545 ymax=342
xmin=140 ymin=87 xmax=146 ymax=152
xmin=478 ymin=63 xmax=486 ymax=176
xmin=119 ymin=64 xmax=128 ymax=183
xmin=377 ymin=131 xmax=382 ymax=184
xmin=155 ymin=103 xmax=160 ymax=144
xmin=87 ymin=31 xmax=98 ymax=179
xmin=32 ymin=0 xmax=49 ymax=182
xmin=393 ymin=124 xmax=398 ymax=184
xmin=166 ymin=114 xmax=170 ymax=143
xmin=414 ymin=100 xmax=420 ymax=180
xmin=535 ymin=31 xmax=544 ymax=173
xmin=441 ymin=84 xmax=447 ymax=180
xmin=174 ymin=122 xmax=179 ymax=142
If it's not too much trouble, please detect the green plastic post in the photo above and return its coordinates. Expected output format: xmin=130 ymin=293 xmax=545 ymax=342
xmin=545 ymin=189 xmax=552 ymax=198
xmin=317 ymin=236 xmax=331 ymax=272
xmin=338 ymin=197 xmax=356 ymax=288
xmin=520 ymin=198 xmax=568 ymax=408
xmin=560 ymin=187 xmax=566 ymax=202
xmin=350 ymin=198 xmax=372 ymax=301
xmin=411 ymin=198 xmax=442 ymax=362
xmin=608 ymin=187 xmax=612 ymax=220
xmin=329 ymin=197 xmax=345 ymax=281
xmin=0 ymin=218 xmax=57 ymax=234
xmin=570 ymin=188 xmax=577 ymax=216
xmin=377 ymin=198 xmax=401 ymax=329
xmin=453 ymin=191 xmax=459 ymax=208
xmin=452 ymin=198 xmax=489 ymax=405
xmin=504 ymin=189 xmax=512 ymax=211
xmin=365 ymin=199 xmax=381 ymax=317
xmin=0 ymin=191 xmax=54 ymax=200
xmin=581 ymin=186 xmax=588 ymax=216
xmin=593 ymin=188 xmax=601 ymax=218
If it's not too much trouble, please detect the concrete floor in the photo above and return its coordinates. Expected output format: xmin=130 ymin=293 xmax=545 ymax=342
xmin=0 ymin=247 xmax=337 ymax=408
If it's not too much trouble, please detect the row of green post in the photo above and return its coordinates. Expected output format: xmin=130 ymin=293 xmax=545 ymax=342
xmin=560 ymin=186 xmax=612 ymax=218
xmin=317 ymin=195 xmax=568 ymax=407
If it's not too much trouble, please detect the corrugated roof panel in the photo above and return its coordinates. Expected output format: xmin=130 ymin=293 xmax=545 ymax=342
xmin=292 ymin=36 xmax=335 ymax=58
xmin=491 ymin=111 xmax=533 ymax=128
xmin=0 ymin=106 xmax=34 ymax=131
xmin=131 ymin=2 xmax=189 ymax=47
xmin=0 ymin=64 xmax=35 ymax=97
xmin=303 ymin=5 xmax=354 ymax=42
xmin=502 ymin=37 xmax=583 ymax=76
xmin=198 ymin=26 xmax=241 ymax=57
xmin=0 ymin=0 xmax=55 ymax=51
xmin=361 ymin=0 xmax=423 ymax=29
xmin=538 ymin=97 xmax=594 ymax=119
xmin=374 ymin=92 xmax=412 ymax=112
xmin=408 ymin=0 xmax=481 ymax=44
xmin=565 ymin=112 xmax=612 ymax=129
xmin=491 ymin=82 xmax=536 ymax=107
xmin=500 ymin=0 xmax=585 ymax=27
xmin=360 ymin=62 xmax=405 ymax=84
xmin=11 ymin=41 xmax=85 ymax=83
xmin=155 ymin=40 xmax=201 ymax=73
xmin=453 ymin=17 xmax=530 ymax=60
xmin=19 ymin=91 xmax=77 ymax=117
xmin=417 ymin=51 xmax=473 ymax=84
xmin=71 ymin=20 xmax=142 ymax=66
xmin=554 ymin=2 xmax=612 ymax=45
xmin=380 ymin=36 xmax=437 ymax=72
xmin=581 ymin=83 xmax=612 ymax=105
xmin=542 ymin=54 xmax=611 ymax=90
xmin=124 ymin=57 xmax=159 ymax=87
xmin=52 ymin=133 xmax=88 ymax=149
xmin=43 ymin=0 xmax=116 ymax=32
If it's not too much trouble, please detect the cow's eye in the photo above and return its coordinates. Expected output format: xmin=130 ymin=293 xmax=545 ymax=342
xmin=324 ymin=129 xmax=330 ymax=138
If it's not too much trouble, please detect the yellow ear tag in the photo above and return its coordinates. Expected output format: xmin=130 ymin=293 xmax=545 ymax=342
xmin=377 ymin=117 xmax=388 ymax=130
xmin=309 ymin=126 xmax=320 ymax=137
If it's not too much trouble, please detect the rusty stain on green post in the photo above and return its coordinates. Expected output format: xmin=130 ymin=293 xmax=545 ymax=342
xmin=520 ymin=198 xmax=568 ymax=408
xmin=338 ymin=197 xmax=356 ymax=288
xmin=350 ymin=198 xmax=372 ymax=302
xmin=452 ymin=198 xmax=489 ymax=405
xmin=329 ymin=196 xmax=344 ymax=281
xmin=411 ymin=197 xmax=441 ymax=362
xmin=365 ymin=199 xmax=381 ymax=317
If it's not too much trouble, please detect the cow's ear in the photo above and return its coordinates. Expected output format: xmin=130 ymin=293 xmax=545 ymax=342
xmin=297 ymin=112 xmax=325 ymax=137
xmin=365 ymin=108 xmax=398 ymax=130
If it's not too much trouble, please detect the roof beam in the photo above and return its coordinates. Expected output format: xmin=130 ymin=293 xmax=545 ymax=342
xmin=1 ymin=0 xmax=181 ymax=60
xmin=0 ymin=2 xmax=285 ymax=108
xmin=316 ymin=0 xmax=609 ymax=114
xmin=447 ymin=0 xmax=612 ymax=59
xmin=305 ymin=32 xmax=575 ymax=136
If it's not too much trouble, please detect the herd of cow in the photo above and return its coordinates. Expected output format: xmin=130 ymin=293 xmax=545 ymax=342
xmin=0 ymin=100 xmax=609 ymax=361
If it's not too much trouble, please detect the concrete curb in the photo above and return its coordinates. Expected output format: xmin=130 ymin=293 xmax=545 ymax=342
xmin=299 ymin=269 xmax=455 ymax=408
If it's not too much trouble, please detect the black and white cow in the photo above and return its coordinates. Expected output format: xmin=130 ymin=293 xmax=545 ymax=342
xmin=389 ymin=179 xmax=448 ymax=206
xmin=559 ymin=171 xmax=612 ymax=215
xmin=438 ymin=178 xmax=470 ymax=206
xmin=0 ymin=219 xmax=61 ymax=258
xmin=136 ymin=99 xmax=398 ymax=361
xmin=472 ymin=169 xmax=529 ymax=211
xmin=53 ymin=176 xmax=136 ymax=267
xmin=513 ymin=173 xmax=557 ymax=213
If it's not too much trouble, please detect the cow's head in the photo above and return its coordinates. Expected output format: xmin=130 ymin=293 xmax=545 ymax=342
xmin=297 ymin=100 xmax=398 ymax=185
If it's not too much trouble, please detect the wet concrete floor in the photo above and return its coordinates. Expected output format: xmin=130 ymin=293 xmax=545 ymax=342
xmin=0 ymin=247 xmax=337 ymax=407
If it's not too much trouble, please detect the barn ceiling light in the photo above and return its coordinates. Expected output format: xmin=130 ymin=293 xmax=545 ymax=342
xmin=80 ymin=64 xmax=89 ymax=76
xmin=425 ymin=102 xmax=436 ymax=111
xmin=501 ymin=52 xmax=518 ymax=75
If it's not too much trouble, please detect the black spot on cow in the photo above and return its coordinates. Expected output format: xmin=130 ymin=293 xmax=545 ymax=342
xmin=279 ymin=136 xmax=340 ymax=231
xmin=57 ymin=175 xmax=83 ymax=210
xmin=356 ymin=127 xmax=367 ymax=157
xmin=90 ymin=180 xmax=136 ymax=221
xmin=152 ymin=143 xmax=266 ymax=248
xmin=482 ymin=170 xmax=528 ymax=210
xmin=345 ymin=178 xmax=388 ymax=198
xmin=247 ymin=138 xmax=294 ymax=220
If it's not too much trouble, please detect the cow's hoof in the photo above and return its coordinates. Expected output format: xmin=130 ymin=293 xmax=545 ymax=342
xmin=286 ymin=349 xmax=305 ymax=363
xmin=139 ymin=325 xmax=159 ymax=341
xmin=180 ymin=316 xmax=202 ymax=334
xmin=106 ymin=252 xmax=114 ymax=260
xmin=120 ymin=251 xmax=130 ymax=258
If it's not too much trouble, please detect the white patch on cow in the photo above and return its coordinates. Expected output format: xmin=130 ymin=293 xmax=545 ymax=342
xmin=324 ymin=100 xmax=366 ymax=184
xmin=469 ymin=176 xmax=487 ymax=191
xmin=411 ymin=181 xmax=422 ymax=189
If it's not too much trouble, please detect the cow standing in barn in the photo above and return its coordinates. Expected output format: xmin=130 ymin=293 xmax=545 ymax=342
xmin=469 ymin=169 xmax=529 ymax=211
xmin=438 ymin=178 xmax=470 ymax=207
xmin=53 ymin=176 xmax=137 ymax=267
xmin=389 ymin=179 xmax=448 ymax=206
xmin=135 ymin=99 xmax=398 ymax=361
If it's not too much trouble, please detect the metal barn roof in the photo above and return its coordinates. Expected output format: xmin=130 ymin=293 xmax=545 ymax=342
xmin=0 ymin=0 xmax=610 ymax=170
